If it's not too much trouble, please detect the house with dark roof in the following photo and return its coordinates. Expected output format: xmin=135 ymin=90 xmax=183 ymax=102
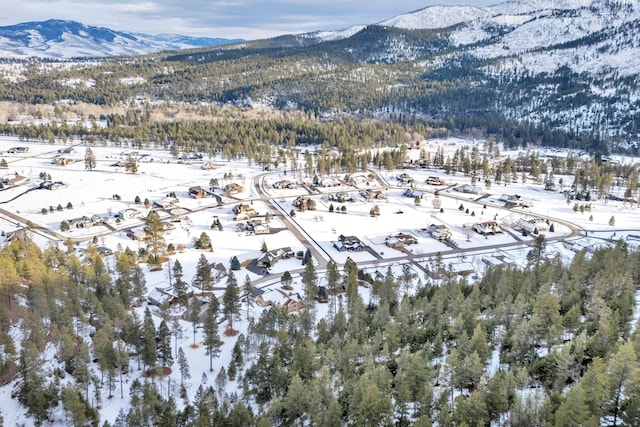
xmin=256 ymin=247 xmax=294 ymax=268
xmin=333 ymin=234 xmax=365 ymax=252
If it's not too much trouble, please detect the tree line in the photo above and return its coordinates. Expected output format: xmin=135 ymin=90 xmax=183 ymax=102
xmin=0 ymin=230 xmax=639 ymax=425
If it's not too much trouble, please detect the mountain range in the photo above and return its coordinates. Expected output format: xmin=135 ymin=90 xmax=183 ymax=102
xmin=1 ymin=1 xmax=640 ymax=147
xmin=0 ymin=19 xmax=242 ymax=58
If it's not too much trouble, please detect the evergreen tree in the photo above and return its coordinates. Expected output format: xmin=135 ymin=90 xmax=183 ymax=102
xmin=142 ymin=308 xmax=157 ymax=371
xmin=157 ymin=320 xmax=173 ymax=370
xmin=243 ymin=274 xmax=254 ymax=319
xmin=230 ymin=255 xmax=241 ymax=271
xmin=223 ymin=271 xmax=241 ymax=331
xmin=203 ymin=304 xmax=221 ymax=372
xmin=61 ymin=385 xmax=87 ymax=427
xmin=144 ymin=210 xmax=165 ymax=267
xmin=177 ymin=347 xmax=190 ymax=386
xmin=189 ymin=297 xmax=202 ymax=347
xmin=195 ymin=232 xmax=212 ymax=249
xmin=193 ymin=254 xmax=213 ymax=292
xmin=84 ymin=147 xmax=96 ymax=170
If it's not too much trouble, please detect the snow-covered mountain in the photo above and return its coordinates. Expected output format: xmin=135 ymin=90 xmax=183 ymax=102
xmin=375 ymin=0 xmax=640 ymax=77
xmin=0 ymin=19 xmax=242 ymax=59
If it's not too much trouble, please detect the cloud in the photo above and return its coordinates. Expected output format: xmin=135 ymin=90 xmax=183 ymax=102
xmin=0 ymin=0 xmax=498 ymax=40
xmin=116 ymin=2 xmax=158 ymax=14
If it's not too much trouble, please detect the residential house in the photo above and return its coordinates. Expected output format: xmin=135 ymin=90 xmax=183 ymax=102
xmin=328 ymin=192 xmax=355 ymax=203
xmin=318 ymin=177 xmax=342 ymax=187
xmin=454 ymin=184 xmax=483 ymax=195
xmin=246 ymin=219 xmax=270 ymax=235
xmin=155 ymin=196 xmax=179 ymax=209
xmin=396 ymin=172 xmax=414 ymax=185
xmin=427 ymin=224 xmax=452 ymax=241
xmin=385 ymin=232 xmax=418 ymax=248
xmin=255 ymin=289 xmax=303 ymax=313
xmin=273 ymin=180 xmax=297 ymax=189
xmin=403 ymin=188 xmax=425 ymax=199
xmin=425 ymin=176 xmax=446 ymax=185
xmin=233 ymin=204 xmax=257 ymax=215
xmin=201 ymin=161 xmax=218 ymax=170
xmin=7 ymin=147 xmax=29 ymax=154
xmin=333 ymin=234 xmax=365 ymax=252
xmin=52 ymin=157 xmax=74 ymax=166
xmin=256 ymin=247 xmax=294 ymax=269
xmin=347 ymin=173 xmax=374 ymax=186
xmin=224 ymin=183 xmax=244 ymax=195
xmin=210 ymin=262 xmax=228 ymax=281
xmin=127 ymin=228 xmax=146 ymax=241
xmin=147 ymin=287 xmax=176 ymax=306
xmin=116 ymin=208 xmax=144 ymax=220
xmin=188 ymin=186 xmax=207 ymax=199
xmin=361 ymin=189 xmax=385 ymax=201
xmin=67 ymin=215 xmax=103 ymax=229
xmin=233 ymin=204 xmax=258 ymax=221
xmin=57 ymin=147 xmax=76 ymax=155
xmin=517 ymin=218 xmax=549 ymax=234
xmin=2 ymin=173 xmax=29 ymax=186
xmin=473 ymin=221 xmax=503 ymax=235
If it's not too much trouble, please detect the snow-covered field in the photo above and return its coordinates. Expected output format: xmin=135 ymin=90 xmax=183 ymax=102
xmin=0 ymin=135 xmax=638 ymax=424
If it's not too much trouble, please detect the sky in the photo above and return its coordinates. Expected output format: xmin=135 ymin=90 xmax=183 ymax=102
xmin=0 ymin=0 xmax=498 ymax=40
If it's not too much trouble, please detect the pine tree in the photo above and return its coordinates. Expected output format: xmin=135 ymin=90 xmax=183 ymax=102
xmin=142 ymin=308 xmax=157 ymax=372
xmin=177 ymin=347 xmax=190 ymax=386
xmin=193 ymin=254 xmax=213 ymax=292
xmin=223 ymin=271 xmax=240 ymax=331
xmin=61 ymin=385 xmax=87 ymax=427
xmin=84 ymin=147 xmax=96 ymax=170
xmin=189 ymin=297 xmax=202 ymax=347
xmin=243 ymin=275 xmax=254 ymax=319
xmin=281 ymin=271 xmax=293 ymax=289
xmin=229 ymin=338 xmax=244 ymax=381
xmin=203 ymin=304 xmax=221 ymax=372
xmin=157 ymin=320 xmax=173 ymax=370
xmin=144 ymin=210 xmax=165 ymax=267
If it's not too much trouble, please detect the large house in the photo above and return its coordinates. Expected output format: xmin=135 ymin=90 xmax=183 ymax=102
xmin=188 ymin=186 xmax=207 ymax=199
xmin=233 ymin=204 xmax=258 ymax=220
xmin=2 ymin=173 xmax=29 ymax=186
xmin=385 ymin=232 xmax=418 ymax=248
xmin=255 ymin=289 xmax=303 ymax=313
xmin=57 ymin=147 xmax=76 ymax=155
xmin=67 ymin=215 xmax=103 ymax=229
xmin=52 ymin=157 xmax=74 ymax=166
xmin=427 ymin=224 xmax=452 ymax=241
xmin=403 ymin=188 xmax=425 ymax=199
xmin=425 ymin=176 xmax=446 ymax=186
xmin=473 ymin=221 xmax=503 ymax=235
xmin=116 ymin=208 xmax=144 ymax=220
xmin=256 ymin=247 xmax=294 ymax=269
xmin=273 ymin=180 xmax=297 ymax=189
xmin=333 ymin=235 xmax=365 ymax=252
xmin=224 ymin=183 xmax=244 ymax=195
xmin=7 ymin=147 xmax=29 ymax=154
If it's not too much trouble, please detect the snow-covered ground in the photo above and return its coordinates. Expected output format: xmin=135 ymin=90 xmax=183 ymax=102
xmin=0 ymin=135 xmax=638 ymax=424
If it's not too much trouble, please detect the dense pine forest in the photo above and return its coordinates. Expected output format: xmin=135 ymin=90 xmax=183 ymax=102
xmin=0 ymin=233 xmax=638 ymax=426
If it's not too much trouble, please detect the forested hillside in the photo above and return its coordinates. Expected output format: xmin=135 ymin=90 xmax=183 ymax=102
xmin=3 ymin=0 xmax=640 ymax=154
xmin=0 ymin=234 xmax=639 ymax=425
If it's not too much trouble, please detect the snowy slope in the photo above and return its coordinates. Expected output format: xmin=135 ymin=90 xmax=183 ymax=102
xmin=0 ymin=19 xmax=242 ymax=59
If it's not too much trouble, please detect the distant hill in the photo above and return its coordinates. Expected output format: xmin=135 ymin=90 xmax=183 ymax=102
xmin=2 ymin=1 xmax=640 ymax=148
xmin=0 ymin=19 xmax=242 ymax=58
